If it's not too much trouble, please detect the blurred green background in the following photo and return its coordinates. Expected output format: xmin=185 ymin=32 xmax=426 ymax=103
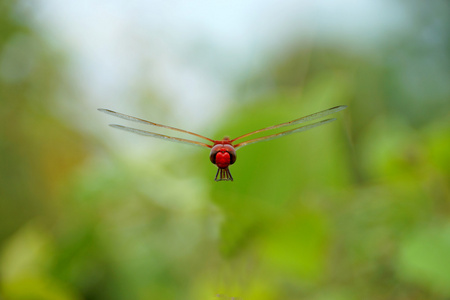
xmin=1 ymin=0 xmax=449 ymax=299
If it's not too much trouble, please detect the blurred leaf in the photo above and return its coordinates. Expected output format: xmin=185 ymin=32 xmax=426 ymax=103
xmin=397 ymin=224 xmax=450 ymax=296
xmin=0 ymin=223 xmax=80 ymax=300
xmin=258 ymin=207 xmax=329 ymax=281
xmin=1 ymin=223 xmax=52 ymax=280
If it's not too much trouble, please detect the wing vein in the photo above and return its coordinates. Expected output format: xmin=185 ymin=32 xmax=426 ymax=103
xmin=234 ymin=118 xmax=337 ymax=150
xmin=109 ymin=124 xmax=212 ymax=148
xmin=231 ymin=105 xmax=347 ymax=143
xmin=98 ymin=108 xmax=214 ymax=142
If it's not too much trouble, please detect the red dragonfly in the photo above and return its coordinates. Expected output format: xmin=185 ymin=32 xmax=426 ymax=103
xmin=99 ymin=105 xmax=347 ymax=181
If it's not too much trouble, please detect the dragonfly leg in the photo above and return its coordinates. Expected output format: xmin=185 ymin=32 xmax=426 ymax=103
xmin=215 ymin=167 xmax=233 ymax=181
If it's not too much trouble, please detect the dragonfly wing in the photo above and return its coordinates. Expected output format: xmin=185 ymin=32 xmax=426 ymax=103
xmin=231 ymin=105 xmax=347 ymax=143
xmin=98 ymin=108 xmax=214 ymax=143
xmin=234 ymin=118 xmax=337 ymax=150
xmin=109 ymin=124 xmax=212 ymax=148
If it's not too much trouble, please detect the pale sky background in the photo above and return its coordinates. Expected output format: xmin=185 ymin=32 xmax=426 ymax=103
xmin=21 ymin=0 xmax=411 ymax=153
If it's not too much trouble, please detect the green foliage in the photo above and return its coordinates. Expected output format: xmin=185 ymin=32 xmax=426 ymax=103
xmin=398 ymin=225 xmax=450 ymax=296
xmin=1 ymin=1 xmax=450 ymax=299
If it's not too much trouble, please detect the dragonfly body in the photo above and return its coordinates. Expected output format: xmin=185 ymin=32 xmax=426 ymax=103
xmin=209 ymin=139 xmax=236 ymax=181
xmin=99 ymin=105 xmax=347 ymax=181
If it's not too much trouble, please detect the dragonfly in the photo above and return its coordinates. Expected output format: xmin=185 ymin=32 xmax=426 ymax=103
xmin=98 ymin=105 xmax=347 ymax=181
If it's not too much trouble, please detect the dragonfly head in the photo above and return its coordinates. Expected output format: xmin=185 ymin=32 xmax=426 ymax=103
xmin=209 ymin=144 xmax=236 ymax=168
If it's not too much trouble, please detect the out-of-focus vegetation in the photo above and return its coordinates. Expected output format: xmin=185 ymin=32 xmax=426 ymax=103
xmin=1 ymin=1 xmax=449 ymax=300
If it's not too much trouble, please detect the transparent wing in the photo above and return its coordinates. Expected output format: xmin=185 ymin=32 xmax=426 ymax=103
xmin=109 ymin=124 xmax=212 ymax=148
xmin=234 ymin=118 xmax=337 ymax=150
xmin=231 ymin=105 xmax=347 ymax=143
xmin=98 ymin=108 xmax=214 ymax=143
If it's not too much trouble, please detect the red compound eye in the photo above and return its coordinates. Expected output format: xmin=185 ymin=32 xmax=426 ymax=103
xmin=209 ymin=144 xmax=236 ymax=166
